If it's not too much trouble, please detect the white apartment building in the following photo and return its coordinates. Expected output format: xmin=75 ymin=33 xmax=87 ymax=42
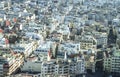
xmin=34 ymin=42 xmax=50 ymax=55
xmin=0 ymin=37 xmax=9 ymax=48
xmin=41 ymin=61 xmax=69 ymax=77
xmin=75 ymin=35 xmax=97 ymax=50
xmin=11 ymin=40 xmax=38 ymax=58
xmin=21 ymin=55 xmax=42 ymax=73
xmin=69 ymin=57 xmax=85 ymax=75
xmin=93 ymin=32 xmax=108 ymax=46
xmin=104 ymin=57 xmax=111 ymax=72
xmin=103 ymin=49 xmax=120 ymax=76
xmin=41 ymin=57 xmax=85 ymax=77
xmin=34 ymin=41 xmax=56 ymax=54
xmin=58 ymin=42 xmax=80 ymax=55
xmin=57 ymin=24 xmax=70 ymax=40
xmin=49 ymin=32 xmax=63 ymax=43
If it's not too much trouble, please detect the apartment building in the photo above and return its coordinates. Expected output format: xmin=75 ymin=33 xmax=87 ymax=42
xmin=41 ymin=56 xmax=85 ymax=77
xmin=85 ymin=56 xmax=95 ymax=73
xmin=92 ymin=31 xmax=108 ymax=47
xmin=11 ymin=40 xmax=38 ymax=58
xmin=49 ymin=31 xmax=63 ymax=43
xmin=0 ymin=37 xmax=10 ymax=48
xmin=58 ymin=42 xmax=80 ymax=56
xmin=41 ymin=49 xmax=85 ymax=77
xmin=103 ymin=49 xmax=120 ymax=77
xmin=0 ymin=57 xmax=4 ymax=76
xmin=41 ymin=61 xmax=69 ymax=77
xmin=34 ymin=41 xmax=56 ymax=55
xmin=69 ymin=57 xmax=85 ymax=75
xmin=0 ymin=51 xmax=24 ymax=76
xmin=75 ymin=35 xmax=97 ymax=50
xmin=20 ymin=43 xmax=85 ymax=77
xmin=104 ymin=57 xmax=111 ymax=72
xmin=21 ymin=55 xmax=42 ymax=73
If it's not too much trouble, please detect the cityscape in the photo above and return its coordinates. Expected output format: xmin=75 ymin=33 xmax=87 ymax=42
xmin=0 ymin=0 xmax=120 ymax=77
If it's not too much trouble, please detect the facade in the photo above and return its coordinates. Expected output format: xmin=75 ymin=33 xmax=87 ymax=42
xmin=1 ymin=0 xmax=120 ymax=77
xmin=21 ymin=56 xmax=42 ymax=73
xmin=21 ymin=50 xmax=85 ymax=77
xmin=0 ymin=52 xmax=24 ymax=76
xmin=58 ymin=42 xmax=80 ymax=55
xmin=0 ymin=58 xmax=4 ymax=76
xmin=85 ymin=56 xmax=95 ymax=73
xmin=41 ymin=58 xmax=85 ymax=77
xmin=34 ymin=41 xmax=56 ymax=58
xmin=11 ymin=41 xmax=38 ymax=58
xmin=103 ymin=49 xmax=120 ymax=76
xmin=93 ymin=32 xmax=108 ymax=47
xmin=104 ymin=57 xmax=111 ymax=72
xmin=75 ymin=35 xmax=97 ymax=50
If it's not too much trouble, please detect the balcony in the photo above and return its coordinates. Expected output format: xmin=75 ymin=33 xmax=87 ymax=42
xmin=3 ymin=64 xmax=9 ymax=68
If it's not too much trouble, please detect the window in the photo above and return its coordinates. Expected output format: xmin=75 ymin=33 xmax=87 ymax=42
xmin=38 ymin=75 xmax=41 ymax=77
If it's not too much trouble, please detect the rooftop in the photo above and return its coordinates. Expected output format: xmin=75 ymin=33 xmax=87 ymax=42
xmin=113 ymin=50 xmax=120 ymax=56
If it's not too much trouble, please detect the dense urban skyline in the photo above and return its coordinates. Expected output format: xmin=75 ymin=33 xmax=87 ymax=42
xmin=0 ymin=0 xmax=120 ymax=77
